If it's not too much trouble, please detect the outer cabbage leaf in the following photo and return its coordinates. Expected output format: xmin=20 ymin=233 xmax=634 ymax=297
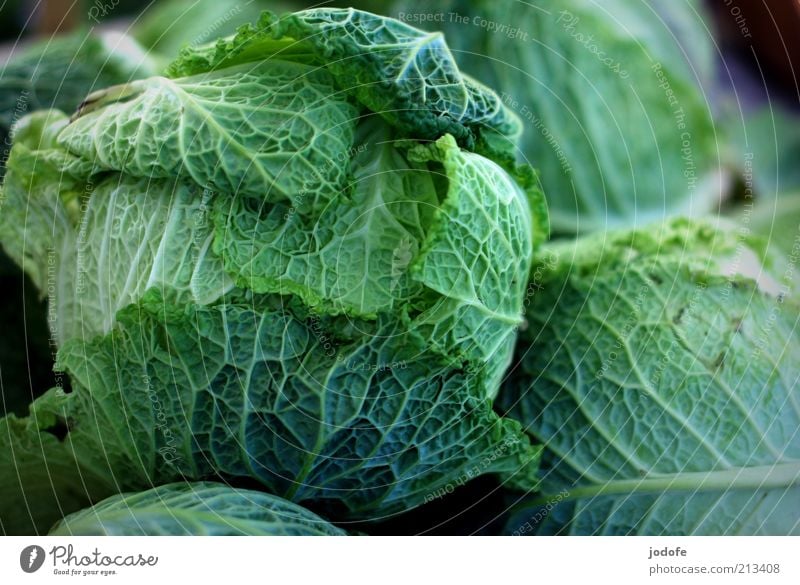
xmin=60 ymin=176 xmax=233 ymax=343
xmin=48 ymin=289 xmax=539 ymax=520
xmin=0 ymin=111 xmax=84 ymax=418
xmin=0 ymin=111 xmax=91 ymax=349
xmin=392 ymin=0 xmax=719 ymax=233
xmin=165 ymin=8 xmax=522 ymax=148
xmin=58 ymin=61 xmax=357 ymax=213
xmin=500 ymin=219 xmax=800 ymax=535
xmin=50 ymin=482 xmax=345 ymax=536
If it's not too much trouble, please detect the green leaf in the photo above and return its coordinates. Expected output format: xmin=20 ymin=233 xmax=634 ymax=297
xmin=0 ymin=389 xmax=114 ymax=535
xmin=59 ymin=175 xmax=233 ymax=343
xmin=0 ymin=112 xmax=86 ymax=346
xmin=1 ymin=115 xmax=234 ymax=346
xmin=213 ymin=128 xmax=538 ymax=397
xmin=53 ymin=289 xmax=539 ymax=519
xmin=58 ymin=61 xmax=358 ymax=213
xmin=50 ymin=482 xmax=345 ymax=536
xmin=407 ymin=134 xmax=536 ymax=391
xmin=501 ymin=218 xmax=800 ymax=535
xmin=166 ymin=8 xmax=522 ymax=148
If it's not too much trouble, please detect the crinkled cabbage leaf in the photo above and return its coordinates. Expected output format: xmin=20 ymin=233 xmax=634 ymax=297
xmin=0 ymin=9 xmax=544 ymax=535
xmin=50 ymin=482 xmax=345 ymax=536
xmin=501 ymin=219 xmax=800 ymax=535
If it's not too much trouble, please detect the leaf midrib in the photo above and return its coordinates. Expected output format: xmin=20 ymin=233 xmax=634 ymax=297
xmin=551 ymin=461 xmax=800 ymax=501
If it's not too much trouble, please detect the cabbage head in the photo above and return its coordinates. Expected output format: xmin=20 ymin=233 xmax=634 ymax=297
xmin=500 ymin=218 xmax=799 ymax=535
xmin=0 ymin=8 xmax=547 ymax=534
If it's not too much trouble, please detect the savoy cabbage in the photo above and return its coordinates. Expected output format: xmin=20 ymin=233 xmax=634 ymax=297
xmin=0 ymin=31 xmax=155 ymax=422
xmin=500 ymin=218 xmax=799 ymax=535
xmin=0 ymin=8 xmax=545 ymax=534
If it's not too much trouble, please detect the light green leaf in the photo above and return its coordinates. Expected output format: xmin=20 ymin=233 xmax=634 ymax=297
xmin=59 ymin=60 xmax=358 ymax=213
xmin=408 ymin=134 xmax=536 ymax=389
xmin=1 ymin=115 xmax=234 ymax=346
xmin=50 ymin=482 xmax=345 ymax=536
xmin=61 ymin=175 xmax=233 ymax=342
xmin=0 ymin=111 xmax=87 ymax=347
xmin=166 ymin=8 xmax=522 ymax=148
xmin=501 ymin=218 xmax=800 ymax=535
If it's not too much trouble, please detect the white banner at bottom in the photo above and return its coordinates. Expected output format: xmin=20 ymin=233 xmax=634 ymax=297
xmin=0 ymin=536 xmax=796 ymax=584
